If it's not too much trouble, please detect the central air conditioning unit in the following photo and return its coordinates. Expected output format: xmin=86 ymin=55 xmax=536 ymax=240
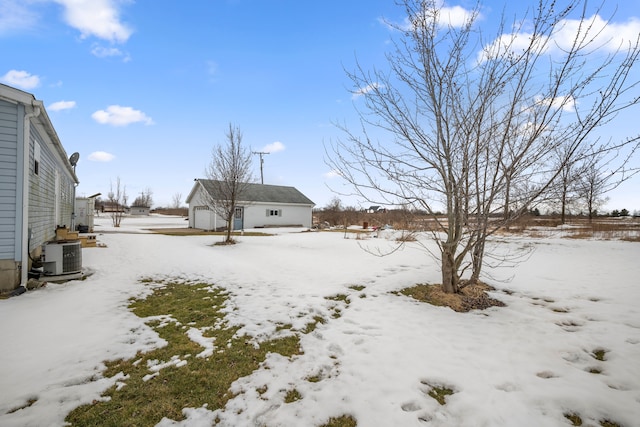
xmin=42 ymin=241 xmax=82 ymax=276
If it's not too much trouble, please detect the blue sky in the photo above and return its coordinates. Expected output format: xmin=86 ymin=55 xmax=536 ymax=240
xmin=1 ymin=0 xmax=639 ymax=211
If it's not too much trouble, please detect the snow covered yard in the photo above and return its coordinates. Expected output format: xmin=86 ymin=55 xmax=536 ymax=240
xmin=1 ymin=215 xmax=639 ymax=427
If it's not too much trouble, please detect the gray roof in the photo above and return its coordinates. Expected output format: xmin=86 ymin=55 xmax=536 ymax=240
xmin=198 ymin=180 xmax=315 ymax=206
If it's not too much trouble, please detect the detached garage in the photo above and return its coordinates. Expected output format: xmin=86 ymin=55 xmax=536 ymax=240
xmin=187 ymin=179 xmax=315 ymax=230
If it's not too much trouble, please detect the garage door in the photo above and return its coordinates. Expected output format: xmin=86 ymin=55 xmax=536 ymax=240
xmin=194 ymin=206 xmax=213 ymax=230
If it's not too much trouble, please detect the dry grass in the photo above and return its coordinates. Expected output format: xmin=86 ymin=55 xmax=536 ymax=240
xmin=399 ymin=282 xmax=505 ymax=312
xmin=503 ymin=217 xmax=640 ymax=240
xmin=319 ymin=415 xmax=358 ymax=427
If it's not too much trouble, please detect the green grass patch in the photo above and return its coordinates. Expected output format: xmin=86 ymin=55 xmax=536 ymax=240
xmin=276 ymin=322 xmax=293 ymax=331
xmin=326 ymin=294 xmax=350 ymax=304
xmin=426 ymin=385 xmax=454 ymax=405
xmin=284 ymin=388 xmax=302 ymax=403
xmin=564 ymin=413 xmax=582 ymax=426
xmin=303 ymin=315 xmax=326 ymax=334
xmin=348 ymin=285 xmax=366 ymax=292
xmin=65 ymin=280 xmax=301 ymax=427
xmin=319 ymin=415 xmax=358 ymax=427
xmin=306 ymin=373 xmax=322 ymax=383
xmin=592 ymin=348 xmax=607 ymax=361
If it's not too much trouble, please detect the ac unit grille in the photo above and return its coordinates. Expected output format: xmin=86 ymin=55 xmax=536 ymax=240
xmin=62 ymin=243 xmax=82 ymax=273
xmin=42 ymin=241 xmax=82 ymax=276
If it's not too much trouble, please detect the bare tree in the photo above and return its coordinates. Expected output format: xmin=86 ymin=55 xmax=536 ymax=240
xmin=577 ymin=145 xmax=640 ymax=221
xmin=132 ymin=187 xmax=153 ymax=208
xmin=204 ymin=123 xmax=253 ymax=243
xmin=579 ymin=161 xmax=609 ymax=221
xmin=328 ymin=0 xmax=640 ymax=293
xmin=171 ymin=192 xmax=182 ymax=209
xmin=550 ymin=144 xmax=587 ymax=224
xmin=107 ymin=177 xmax=128 ymax=227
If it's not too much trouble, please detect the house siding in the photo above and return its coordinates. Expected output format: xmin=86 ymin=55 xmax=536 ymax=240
xmin=244 ymin=202 xmax=312 ymax=228
xmin=0 ymin=100 xmax=18 ymax=259
xmin=29 ymin=123 xmax=75 ymax=249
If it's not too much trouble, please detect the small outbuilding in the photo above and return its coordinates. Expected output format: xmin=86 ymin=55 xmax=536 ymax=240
xmin=0 ymin=84 xmax=79 ymax=291
xmin=129 ymin=205 xmax=150 ymax=216
xmin=187 ymin=179 xmax=315 ymax=230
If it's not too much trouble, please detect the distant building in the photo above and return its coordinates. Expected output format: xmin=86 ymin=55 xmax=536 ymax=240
xmin=187 ymin=180 xmax=315 ymax=230
xmin=367 ymin=206 xmax=386 ymax=213
xmin=129 ymin=205 xmax=150 ymax=216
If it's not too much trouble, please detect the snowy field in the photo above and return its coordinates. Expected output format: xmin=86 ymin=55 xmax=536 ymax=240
xmin=1 ymin=214 xmax=639 ymax=427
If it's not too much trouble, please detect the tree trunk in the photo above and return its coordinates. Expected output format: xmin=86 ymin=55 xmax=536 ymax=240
xmin=470 ymin=237 xmax=485 ymax=285
xmin=560 ymin=184 xmax=567 ymax=224
xmin=225 ymin=214 xmax=233 ymax=243
xmin=441 ymin=243 xmax=459 ymax=293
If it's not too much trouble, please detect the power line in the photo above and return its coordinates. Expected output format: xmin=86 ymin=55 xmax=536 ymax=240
xmin=252 ymin=151 xmax=270 ymax=184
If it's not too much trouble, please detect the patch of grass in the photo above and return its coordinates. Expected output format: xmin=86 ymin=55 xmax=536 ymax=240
xmin=303 ymin=315 xmax=326 ymax=334
xmin=65 ymin=280 xmax=301 ymax=427
xmin=587 ymin=367 xmax=603 ymax=374
xmin=564 ymin=413 xmax=583 ymax=426
xmin=600 ymin=420 xmax=621 ymax=427
xmin=326 ymin=293 xmax=351 ymax=319
xmin=276 ymin=322 xmax=293 ymax=331
xmin=592 ymin=348 xmax=607 ymax=361
xmin=284 ymin=388 xmax=302 ymax=403
xmin=427 ymin=386 xmax=454 ymax=405
xmin=6 ymin=397 xmax=37 ymax=414
xmin=399 ymin=282 xmax=505 ymax=312
xmin=149 ymin=229 xmax=269 ymax=237
xmin=306 ymin=373 xmax=322 ymax=383
xmin=348 ymin=285 xmax=366 ymax=291
xmin=326 ymin=294 xmax=350 ymax=304
xmin=319 ymin=415 xmax=358 ymax=427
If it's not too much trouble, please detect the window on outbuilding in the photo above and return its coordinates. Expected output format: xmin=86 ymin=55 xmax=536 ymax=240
xmin=266 ymin=209 xmax=282 ymax=217
xmin=34 ymin=142 xmax=41 ymax=175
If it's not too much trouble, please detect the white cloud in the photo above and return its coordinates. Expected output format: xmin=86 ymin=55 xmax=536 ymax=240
xmin=0 ymin=69 xmax=40 ymax=89
xmin=48 ymin=100 xmax=76 ymax=111
xmin=92 ymin=105 xmax=154 ymax=126
xmin=0 ymin=0 xmax=39 ymax=35
xmin=380 ymin=3 xmax=477 ymax=32
xmin=553 ymin=15 xmax=640 ymax=54
xmin=53 ymin=0 xmax=133 ymax=43
xmin=91 ymin=44 xmax=130 ymax=61
xmin=352 ymin=82 xmax=382 ymax=100
xmin=261 ymin=141 xmax=285 ymax=153
xmin=88 ymin=151 xmax=115 ymax=162
xmin=323 ymin=170 xmax=342 ymax=179
xmin=479 ymin=14 xmax=640 ymax=64
xmin=538 ymin=94 xmax=576 ymax=113
xmin=437 ymin=5 xmax=476 ymax=28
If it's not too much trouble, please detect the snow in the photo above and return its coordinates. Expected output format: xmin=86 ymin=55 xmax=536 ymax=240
xmin=1 ymin=214 xmax=639 ymax=427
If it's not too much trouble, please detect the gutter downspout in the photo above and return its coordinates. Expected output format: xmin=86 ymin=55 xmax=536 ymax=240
xmin=21 ymin=102 xmax=41 ymax=287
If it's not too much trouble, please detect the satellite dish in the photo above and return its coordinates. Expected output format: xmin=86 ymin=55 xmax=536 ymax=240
xmin=69 ymin=152 xmax=80 ymax=166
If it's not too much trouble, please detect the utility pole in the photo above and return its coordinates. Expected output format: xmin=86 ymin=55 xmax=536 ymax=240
xmin=252 ymin=151 xmax=269 ymax=184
